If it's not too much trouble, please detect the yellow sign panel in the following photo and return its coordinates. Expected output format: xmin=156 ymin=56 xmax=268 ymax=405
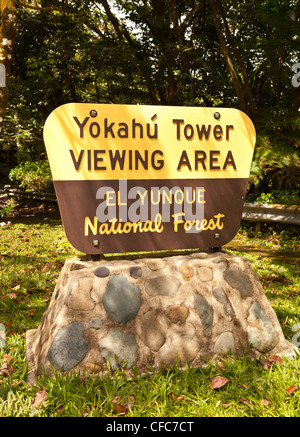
xmin=43 ymin=104 xmax=256 ymax=254
xmin=44 ymin=103 xmax=255 ymax=182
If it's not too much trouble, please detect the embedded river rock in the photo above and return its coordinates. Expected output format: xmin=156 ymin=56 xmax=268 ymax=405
xmin=26 ymin=252 xmax=296 ymax=381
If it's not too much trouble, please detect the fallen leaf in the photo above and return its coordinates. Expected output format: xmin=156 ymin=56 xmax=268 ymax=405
xmin=31 ymin=387 xmax=48 ymax=408
xmin=12 ymin=284 xmax=20 ymax=291
xmin=115 ymin=403 xmax=128 ymax=415
xmin=212 ymin=358 xmax=227 ymax=370
xmin=285 ymin=386 xmax=298 ymax=394
xmin=260 ymin=355 xmax=284 ymax=369
xmin=209 ymin=375 xmax=229 ymax=389
xmin=239 ymin=397 xmax=253 ymax=409
xmin=0 ymin=355 xmax=15 ymax=376
xmin=40 ymin=297 xmax=50 ymax=303
xmin=268 ymin=355 xmax=283 ymax=365
xmin=213 ymin=359 xmax=226 ymax=370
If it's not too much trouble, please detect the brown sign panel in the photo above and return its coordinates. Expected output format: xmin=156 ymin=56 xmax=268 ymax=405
xmin=43 ymin=104 xmax=256 ymax=254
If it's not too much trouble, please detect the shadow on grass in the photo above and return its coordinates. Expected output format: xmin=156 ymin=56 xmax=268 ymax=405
xmin=225 ymin=244 xmax=300 ymax=266
xmin=4 ymin=198 xmax=61 ymax=226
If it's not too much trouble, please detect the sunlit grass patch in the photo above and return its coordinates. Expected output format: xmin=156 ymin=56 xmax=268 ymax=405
xmin=0 ymin=215 xmax=299 ymax=417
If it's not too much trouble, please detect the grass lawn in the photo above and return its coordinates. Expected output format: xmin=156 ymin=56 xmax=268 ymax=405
xmin=0 ymin=200 xmax=299 ymax=417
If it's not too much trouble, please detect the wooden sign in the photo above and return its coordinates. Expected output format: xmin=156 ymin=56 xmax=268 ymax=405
xmin=43 ymin=104 xmax=256 ymax=254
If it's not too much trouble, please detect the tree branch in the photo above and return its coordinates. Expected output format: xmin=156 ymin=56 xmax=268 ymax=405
xmin=216 ymin=0 xmax=257 ymax=116
xmin=180 ymin=1 xmax=202 ymax=32
xmin=15 ymin=0 xmax=75 ymax=13
xmin=209 ymin=0 xmax=247 ymax=112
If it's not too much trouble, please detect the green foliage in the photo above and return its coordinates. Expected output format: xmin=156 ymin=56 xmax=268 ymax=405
xmin=8 ymin=160 xmax=54 ymax=193
xmin=246 ymin=108 xmax=300 ymax=203
xmin=0 ymin=0 xmax=299 ymax=199
xmin=0 ymin=198 xmax=16 ymax=218
xmin=252 ymin=190 xmax=300 ymax=205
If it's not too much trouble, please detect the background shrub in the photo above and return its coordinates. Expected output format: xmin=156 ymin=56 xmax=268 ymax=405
xmin=9 ymin=160 xmax=54 ymax=193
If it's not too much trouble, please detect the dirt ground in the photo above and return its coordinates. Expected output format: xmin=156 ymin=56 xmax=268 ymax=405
xmin=0 ymin=193 xmax=61 ymax=223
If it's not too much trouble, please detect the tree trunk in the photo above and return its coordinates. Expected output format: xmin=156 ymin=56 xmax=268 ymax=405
xmin=209 ymin=0 xmax=247 ymax=113
xmin=215 ymin=0 xmax=257 ymax=117
xmin=0 ymin=0 xmax=17 ymax=133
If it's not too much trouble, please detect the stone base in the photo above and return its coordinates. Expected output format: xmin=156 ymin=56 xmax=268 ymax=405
xmin=26 ymin=252 xmax=297 ymax=383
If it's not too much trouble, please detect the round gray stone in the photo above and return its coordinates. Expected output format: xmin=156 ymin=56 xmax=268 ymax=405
xmin=99 ymin=329 xmax=138 ymax=369
xmin=47 ymin=322 xmax=88 ymax=372
xmin=141 ymin=310 xmax=166 ymax=351
xmin=94 ymin=266 xmax=110 ymax=277
xmin=247 ymin=302 xmax=279 ymax=353
xmin=160 ymin=337 xmax=200 ymax=366
xmin=223 ymin=265 xmax=253 ymax=297
xmin=103 ymin=275 xmax=141 ymax=323
xmin=145 ymin=275 xmax=180 ymax=296
xmin=198 ymin=266 xmax=213 ymax=282
xmin=214 ymin=331 xmax=235 ymax=354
